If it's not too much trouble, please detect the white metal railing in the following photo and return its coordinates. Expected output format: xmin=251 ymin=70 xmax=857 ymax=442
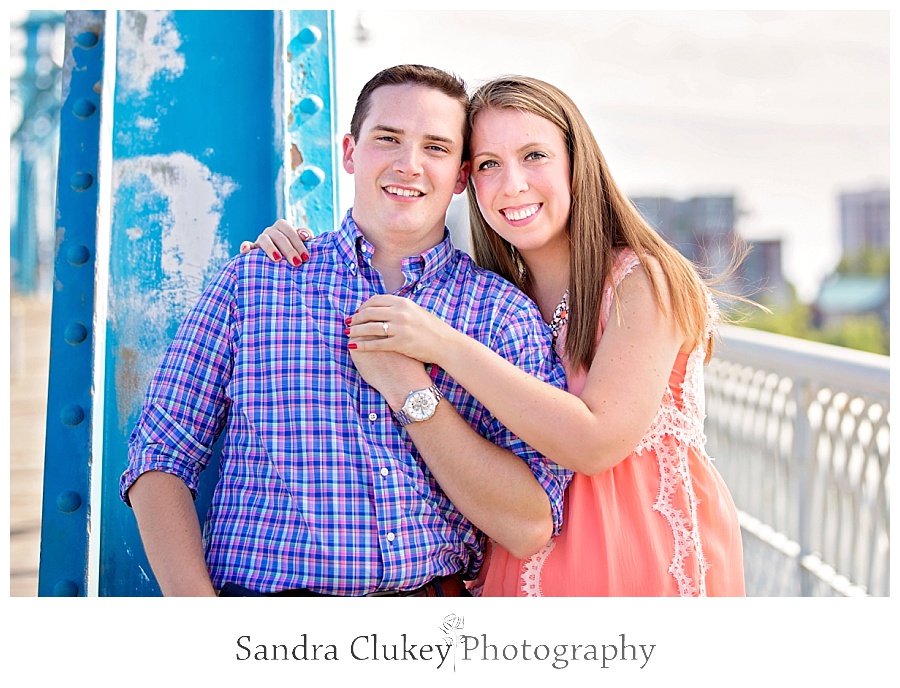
xmin=704 ymin=325 xmax=890 ymax=596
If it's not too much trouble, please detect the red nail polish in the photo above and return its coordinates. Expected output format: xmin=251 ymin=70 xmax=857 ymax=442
xmin=273 ymin=251 xmax=282 ymax=261
xmin=292 ymin=256 xmax=301 ymax=266
xmin=345 ymin=317 xmax=352 ymax=325
xmin=301 ymin=252 xmax=309 ymax=262
xmin=344 ymin=328 xmax=350 ymax=335
xmin=348 ymin=343 xmax=357 ymax=350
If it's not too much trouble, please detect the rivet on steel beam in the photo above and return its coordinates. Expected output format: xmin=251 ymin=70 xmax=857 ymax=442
xmin=56 ymin=491 xmax=83 ymax=513
xmin=53 ymin=580 xmax=80 ymax=596
xmin=73 ymin=98 xmax=97 ymax=119
xmin=64 ymin=322 xmax=88 ymax=345
xmin=60 ymin=404 xmax=85 ymax=426
xmin=298 ymin=94 xmax=323 ymax=115
xmin=299 ymin=167 xmax=325 ymax=189
xmin=66 ymin=245 xmax=91 ymax=265
xmin=75 ymin=32 xmax=99 ymax=49
xmin=70 ymin=172 xmax=94 ymax=191
xmin=287 ymin=26 xmax=323 ymax=57
xmin=297 ymin=26 xmax=321 ymax=45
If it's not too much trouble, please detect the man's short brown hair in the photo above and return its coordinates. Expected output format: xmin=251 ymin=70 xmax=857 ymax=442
xmin=349 ymin=64 xmax=469 ymax=155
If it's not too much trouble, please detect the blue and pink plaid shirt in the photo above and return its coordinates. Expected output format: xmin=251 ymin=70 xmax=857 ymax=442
xmin=121 ymin=211 xmax=571 ymax=595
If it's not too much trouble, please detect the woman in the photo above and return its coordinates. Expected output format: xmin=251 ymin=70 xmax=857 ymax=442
xmin=243 ymin=76 xmax=746 ymax=596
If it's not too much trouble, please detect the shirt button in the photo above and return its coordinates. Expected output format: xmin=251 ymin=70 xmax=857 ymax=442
xmin=380 ymin=467 xmax=389 ymax=477
xmin=386 ymin=532 xmax=395 ymax=542
xmin=368 ymin=412 xmax=377 ymax=421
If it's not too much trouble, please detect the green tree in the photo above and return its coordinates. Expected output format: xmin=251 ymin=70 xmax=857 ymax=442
xmin=835 ymin=248 xmax=890 ymax=276
xmin=735 ymin=298 xmax=814 ymax=340
xmin=732 ymin=283 xmax=889 ymax=355
xmin=815 ymin=314 xmax=888 ymax=355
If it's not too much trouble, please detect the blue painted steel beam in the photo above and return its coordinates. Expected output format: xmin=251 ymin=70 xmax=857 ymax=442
xmin=99 ymin=10 xmax=284 ymax=596
xmin=284 ymin=10 xmax=338 ymax=234
xmin=38 ymin=10 xmax=106 ymax=596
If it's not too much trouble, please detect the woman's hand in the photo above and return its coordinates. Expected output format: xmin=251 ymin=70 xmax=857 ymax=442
xmin=346 ymin=295 xmax=457 ymax=365
xmin=239 ymin=219 xmax=312 ymax=267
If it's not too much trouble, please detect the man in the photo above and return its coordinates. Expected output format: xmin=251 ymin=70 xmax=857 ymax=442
xmin=121 ymin=64 xmax=571 ymax=596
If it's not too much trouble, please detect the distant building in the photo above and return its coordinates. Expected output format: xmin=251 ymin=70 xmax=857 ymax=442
xmin=631 ymin=195 xmax=738 ymax=270
xmin=741 ymin=238 xmax=790 ymax=305
xmin=812 ymin=273 xmax=889 ymax=329
xmin=631 ymin=196 xmax=768 ymax=299
xmin=812 ymin=186 xmax=890 ymax=328
xmin=839 ymin=187 xmax=889 ymax=254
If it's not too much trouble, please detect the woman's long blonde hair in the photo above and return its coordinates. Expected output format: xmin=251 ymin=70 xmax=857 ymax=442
xmin=467 ymin=76 xmax=718 ymax=373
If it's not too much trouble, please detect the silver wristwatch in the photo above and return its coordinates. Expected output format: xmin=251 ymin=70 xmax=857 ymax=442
xmin=394 ymin=384 xmax=443 ymax=426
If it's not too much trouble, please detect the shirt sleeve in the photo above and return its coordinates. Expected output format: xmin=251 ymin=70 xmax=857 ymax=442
xmin=119 ymin=259 xmax=238 ymax=505
xmin=481 ymin=301 xmax=574 ymax=537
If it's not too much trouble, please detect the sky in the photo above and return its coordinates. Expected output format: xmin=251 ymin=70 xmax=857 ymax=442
xmin=330 ymin=10 xmax=890 ymax=301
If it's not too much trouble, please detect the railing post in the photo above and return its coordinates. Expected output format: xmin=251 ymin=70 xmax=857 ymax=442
xmin=791 ymin=376 xmax=815 ymax=596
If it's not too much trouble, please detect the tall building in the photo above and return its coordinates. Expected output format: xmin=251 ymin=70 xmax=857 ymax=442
xmin=631 ymin=195 xmax=738 ymax=269
xmin=631 ymin=195 xmax=738 ymax=268
xmin=839 ymin=187 xmax=889 ymax=255
xmin=631 ymin=194 xmax=741 ymax=288
xmin=813 ymin=187 xmax=890 ymax=331
xmin=741 ymin=239 xmax=790 ymax=305
xmin=631 ymin=194 xmax=792 ymax=305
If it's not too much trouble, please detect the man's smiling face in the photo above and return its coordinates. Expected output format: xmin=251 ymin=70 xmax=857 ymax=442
xmin=342 ymin=83 xmax=469 ymax=244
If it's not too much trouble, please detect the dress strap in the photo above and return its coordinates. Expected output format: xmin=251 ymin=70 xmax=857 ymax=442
xmin=600 ymin=248 xmax=642 ymax=330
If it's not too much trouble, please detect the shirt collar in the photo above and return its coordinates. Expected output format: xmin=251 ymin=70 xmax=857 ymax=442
xmin=335 ymin=209 xmax=457 ymax=287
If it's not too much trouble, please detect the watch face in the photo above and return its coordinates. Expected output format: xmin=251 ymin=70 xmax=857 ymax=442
xmin=405 ymin=390 xmax=438 ymax=421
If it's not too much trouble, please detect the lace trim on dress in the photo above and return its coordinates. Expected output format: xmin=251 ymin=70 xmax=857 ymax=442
xmin=634 ymin=280 xmax=719 ymax=596
xmin=520 ymin=537 xmax=556 ymax=597
xmin=646 ymin=429 xmax=710 ymax=596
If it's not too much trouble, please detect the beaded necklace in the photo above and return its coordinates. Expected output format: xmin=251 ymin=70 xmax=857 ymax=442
xmin=548 ymin=289 xmax=569 ymax=344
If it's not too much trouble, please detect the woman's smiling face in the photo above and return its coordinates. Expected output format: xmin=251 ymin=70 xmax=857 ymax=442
xmin=469 ymin=107 xmax=572 ymax=258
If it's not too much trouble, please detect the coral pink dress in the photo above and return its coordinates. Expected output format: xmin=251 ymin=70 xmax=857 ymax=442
xmin=472 ymin=249 xmax=745 ymax=596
